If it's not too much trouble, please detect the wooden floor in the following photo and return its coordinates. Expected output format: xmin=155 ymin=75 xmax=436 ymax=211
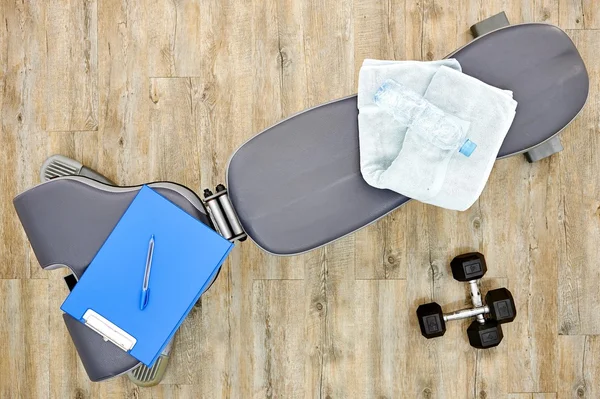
xmin=1 ymin=0 xmax=599 ymax=398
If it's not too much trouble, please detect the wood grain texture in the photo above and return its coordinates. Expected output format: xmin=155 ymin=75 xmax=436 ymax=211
xmin=147 ymin=0 xmax=203 ymax=77
xmin=535 ymin=394 xmax=558 ymax=399
xmin=558 ymin=335 xmax=600 ymax=399
xmin=479 ymin=154 xmax=561 ymax=392
xmin=148 ymin=78 xmax=201 ymax=188
xmin=0 ymin=0 xmax=50 ymax=279
xmin=302 ymin=0 xmax=354 ymax=104
xmin=252 ymin=280 xmax=305 ymax=398
xmin=2 ymin=1 xmax=600 ymax=398
xmin=558 ymin=30 xmax=600 ymax=336
xmin=354 ymin=279 xmax=407 ymax=397
xmin=96 ymin=0 xmax=153 ymax=185
xmin=515 ymin=0 xmax=559 ymax=25
xmin=0 ymin=280 xmax=49 ymax=398
xmin=559 ymin=0 xmax=600 ymax=29
xmin=45 ymin=0 xmax=98 ymax=131
xmin=304 ymin=237 xmax=358 ymax=398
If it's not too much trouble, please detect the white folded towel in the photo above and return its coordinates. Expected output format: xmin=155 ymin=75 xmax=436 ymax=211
xmin=358 ymin=59 xmax=518 ymax=211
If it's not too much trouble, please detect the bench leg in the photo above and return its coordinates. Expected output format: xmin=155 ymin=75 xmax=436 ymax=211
xmin=525 ymin=136 xmax=564 ymax=162
xmin=41 ymin=154 xmax=114 ymax=185
xmin=127 ymin=340 xmax=173 ymax=387
xmin=470 ymin=12 xmax=510 ymax=38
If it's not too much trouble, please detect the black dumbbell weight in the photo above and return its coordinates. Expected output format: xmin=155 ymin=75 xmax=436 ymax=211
xmin=416 ymin=252 xmax=517 ymax=348
xmin=467 ymin=319 xmax=503 ymax=349
xmin=485 ymin=288 xmax=516 ymax=323
xmin=416 ymin=302 xmax=447 ymax=338
xmin=451 ymin=252 xmax=487 ymax=282
xmin=462 ymin=287 xmax=516 ymax=348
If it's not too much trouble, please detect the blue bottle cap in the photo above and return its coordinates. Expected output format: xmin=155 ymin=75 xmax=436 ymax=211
xmin=459 ymin=139 xmax=477 ymax=157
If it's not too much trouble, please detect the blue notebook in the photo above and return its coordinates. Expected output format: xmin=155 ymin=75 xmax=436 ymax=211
xmin=61 ymin=186 xmax=233 ymax=366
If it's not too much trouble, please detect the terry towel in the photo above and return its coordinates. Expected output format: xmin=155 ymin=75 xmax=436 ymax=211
xmin=358 ymin=59 xmax=518 ymax=211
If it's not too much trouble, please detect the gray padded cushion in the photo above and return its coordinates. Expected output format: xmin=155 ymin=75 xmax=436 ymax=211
xmin=13 ymin=177 xmax=211 ymax=382
xmin=450 ymin=23 xmax=589 ymax=156
xmin=227 ymin=23 xmax=588 ymax=255
xmin=13 ymin=177 xmax=210 ymax=278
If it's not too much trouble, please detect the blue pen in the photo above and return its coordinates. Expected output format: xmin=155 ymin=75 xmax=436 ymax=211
xmin=140 ymin=235 xmax=155 ymax=310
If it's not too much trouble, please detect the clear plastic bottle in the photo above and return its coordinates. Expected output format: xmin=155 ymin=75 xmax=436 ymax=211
xmin=373 ymin=79 xmax=468 ymax=151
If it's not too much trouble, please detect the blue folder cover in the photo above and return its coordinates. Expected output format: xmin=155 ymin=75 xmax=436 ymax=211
xmin=61 ymin=186 xmax=233 ymax=366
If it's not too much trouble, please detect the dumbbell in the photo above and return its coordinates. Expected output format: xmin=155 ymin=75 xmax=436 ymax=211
xmin=416 ymin=252 xmax=517 ymax=349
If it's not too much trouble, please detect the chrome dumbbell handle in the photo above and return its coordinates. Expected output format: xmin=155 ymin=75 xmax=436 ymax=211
xmin=443 ymin=305 xmax=490 ymax=322
xmin=468 ymin=280 xmax=486 ymax=325
xmin=443 ymin=280 xmax=489 ymax=323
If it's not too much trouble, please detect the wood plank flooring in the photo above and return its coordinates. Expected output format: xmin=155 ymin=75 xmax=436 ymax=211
xmin=1 ymin=1 xmax=599 ymax=397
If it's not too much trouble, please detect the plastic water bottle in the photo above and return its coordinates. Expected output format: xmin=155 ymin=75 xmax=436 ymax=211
xmin=373 ymin=79 xmax=470 ymax=152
